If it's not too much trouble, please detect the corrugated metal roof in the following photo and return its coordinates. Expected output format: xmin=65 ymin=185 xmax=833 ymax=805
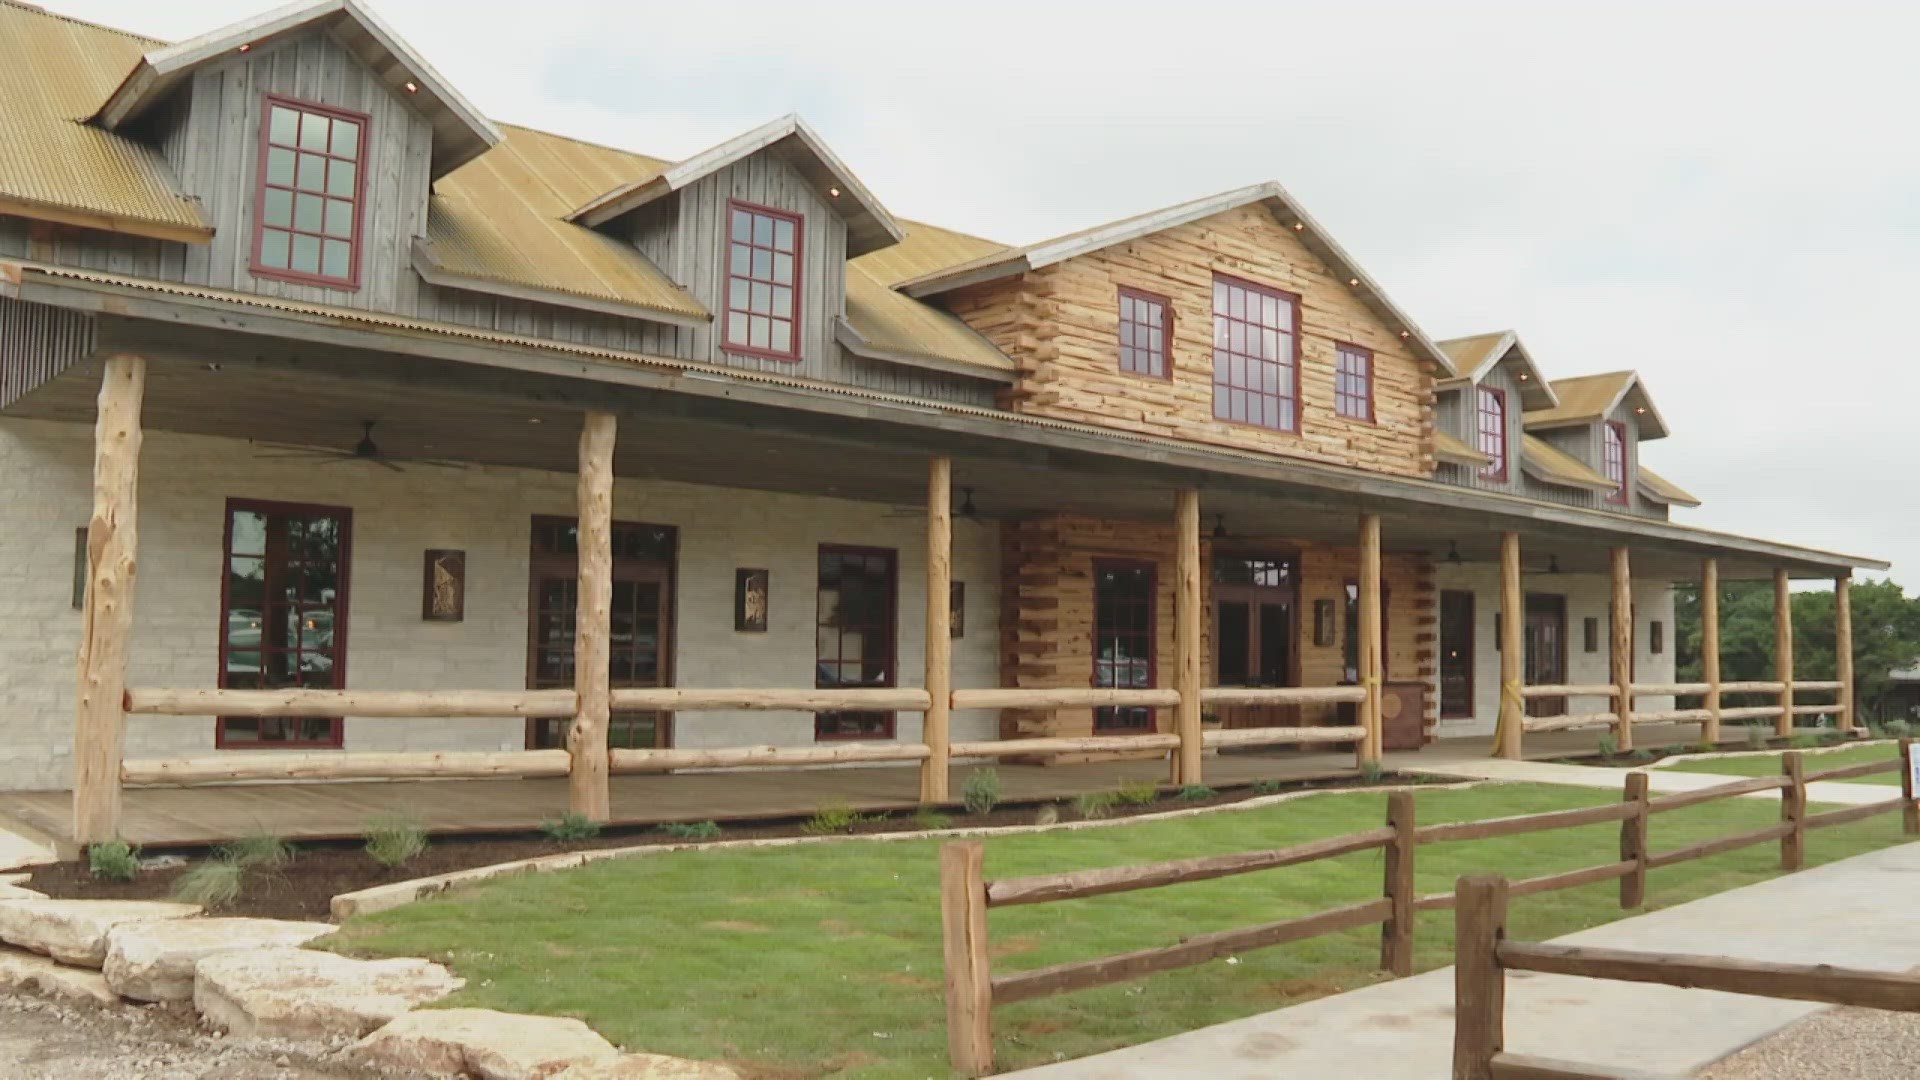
xmin=846 ymin=220 xmax=1014 ymax=372
xmin=1434 ymin=428 xmax=1491 ymax=467
xmin=1639 ymin=466 xmax=1701 ymax=508
xmin=1520 ymin=434 xmax=1615 ymax=492
xmin=1526 ymin=372 xmax=1634 ymax=426
xmin=1437 ymin=331 xmax=1509 ymax=378
xmin=0 ymin=1 xmax=209 ymax=240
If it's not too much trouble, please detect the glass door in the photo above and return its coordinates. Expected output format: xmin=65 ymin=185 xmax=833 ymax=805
xmin=1213 ymin=554 xmax=1299 ymax=728
xmin=217 ymin=500 xmax=350 ymax=748
xmin=1439 ymin=590 xmax=1475 ymax=719
xmin=1524 ymin=593 xmax=1568 ymax=718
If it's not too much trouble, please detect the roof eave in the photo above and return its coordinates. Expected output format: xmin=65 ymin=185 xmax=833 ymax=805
xmin=834 ymin=318 xmax=1015 ymax=384
xmin=0 ymin=192 xmax=211 ymax=246
xmin=411 ymin=237 xmax=708 ymax=329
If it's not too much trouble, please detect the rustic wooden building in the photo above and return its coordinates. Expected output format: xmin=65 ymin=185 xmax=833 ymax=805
xmin=0 ymin=0 xmax=1883 ymax=846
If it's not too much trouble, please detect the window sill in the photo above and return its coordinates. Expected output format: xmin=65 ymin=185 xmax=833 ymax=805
xmin=250 ymin=264 xmax=363 ymax=292
xmin=722 ymin=345 xmax=803 ymax=364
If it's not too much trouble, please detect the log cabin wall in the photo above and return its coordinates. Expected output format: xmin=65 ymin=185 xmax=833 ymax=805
xmin=947 ymin=204 xmax=1437 ymax=476
xmin=997 ymin=515 xmax=1434 ymax=749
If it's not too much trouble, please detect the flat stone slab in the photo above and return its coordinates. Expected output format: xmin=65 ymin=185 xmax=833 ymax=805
xmin=0 ymin=899 xmax=201 ymax=967
xmin=553 ymin=1055 xmax=743 ymax=1079
xmin=104 ymin=917 xmax=336 ymax=1002
xmin=354 ymin=1008 xmax=619 ymax=1080
xmin=0 ymin=884 xmax=46 ymax=900
xmin=0 ymin=946 xmax=116 ymax=1005
xmin=196 ymin=948 xmax=463 ymax=1040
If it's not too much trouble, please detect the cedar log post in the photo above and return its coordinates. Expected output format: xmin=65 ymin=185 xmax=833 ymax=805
xmin=1452 ymin=874 xmax=1509 ymax=1080
xmin=569 ymin=410 xmax=616 ymax=821
xmin=1620 ymin=771 xmax=1649 ymax=909
xmin=1781 ymin=750 xmax=1806 ymax=871
xmin=1775 ymin=568 xmax=1794 ymax=739
xmin=1172 ymin=488 xmax=1203 ymax=785
xmin=1358 ymin=512 xmax=1383 ymax=767
xmin=72 ymin=353 xmax=147 ymax=845
xmin=1702 ymin=558 xmax=1722 ymax=745
xmin=1610 ymin=546 xmax=1634 ymax=753
xmin=1835 ymin=572 xmax=1854 ymax=734
xmin=1495 ymin=532 xmax=1524 ymax=759
xmin=1380 ymin=789 xmax=1416 ymax=976
xmin=940 ymin=840 xmax=994 ymax=1076
xmin=922 ymin=457 xmax=953 ymax=803
xmin=1901 ymin=738 xmax=1918 ymax=836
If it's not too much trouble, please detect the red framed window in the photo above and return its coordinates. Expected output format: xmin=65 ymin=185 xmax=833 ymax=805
xmin=815 ymin=545 xmax=896 ymax=740
xmin=218 ymin=499 xmax=351 ymax=749
xmin=1334 ymin=343 xmax=1374 ymax=421
xmin=251 ymin=95 xmax=368 ymax=288
xmin=1118 ymin=287 xmax=1171 ymax=378
xmin=724 ymin=200 xmax=803 ymax=360
xmin=1093 ymin=559 xmax=1157 ymax=732
xmin=1211 ymin=274 xmax=1299 ymax=431
xmin=1603 ymin=420 xmax=1629 ymax=503
xmin=1477 ymin=386 xmax=1508 ymax=480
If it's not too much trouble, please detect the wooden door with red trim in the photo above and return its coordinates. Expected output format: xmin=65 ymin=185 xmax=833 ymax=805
xmin=1213 ymin=554 xmax=1300 ymax=729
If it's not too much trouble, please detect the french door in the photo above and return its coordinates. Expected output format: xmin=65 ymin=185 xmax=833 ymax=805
xmin=1524 ymin=593 xmax=1568 ymax=718
xmin=525 ymin=517 xmax=676 ymax=750
xmin=217 ymin=499 xmax=351 ymax=748
xmin=1213 ymin=554 xmax=1299 ymax=728
xmin=1439 ymin=590 xmax=1475 ymax=719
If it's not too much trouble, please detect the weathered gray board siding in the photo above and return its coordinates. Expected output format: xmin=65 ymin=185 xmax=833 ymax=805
xmin=1436 ymin=361 xmax=1526 ymax=497
xmin=0 ymin=215 xmax=26 ymax=257
xmin=0 ymin=297 xmax=96 ymax=409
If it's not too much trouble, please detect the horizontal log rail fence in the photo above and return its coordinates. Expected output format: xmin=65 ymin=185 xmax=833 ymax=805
xmin=1454 ymin=870 xmax=1920 ymax=1080
xmin=942 ymin=740 xmax=1919 ymax=1074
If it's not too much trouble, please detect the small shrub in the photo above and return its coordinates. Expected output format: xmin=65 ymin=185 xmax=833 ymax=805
xmin=911 ymin=808 xmax=952 ymax=832
xmin=538 ymin=812 xmax=602 ymax=842
xmin=1596 ymin=735 xmax=1619 ymax=760
xmin=1692 ymin=740 xmax=1716 ymax=755
xmin=222 ymin=830 xmax=294 ymax=869
xmin=1789 ymin=733 xmax=1820 ymax=750
xmin=961 ymin=768 xmax=1002 ymax=815
xmin=1628 ymin=747 xmax=1654 ymax=763
xmin=802 ymin=802 xmax=865 ymax=835
xmin=1884 ymin=719 xmax=1913 ymax=738
xmin=87 ymin=840 xmax=139 ymax=882
xmin=1250 ymin=779 xmax=1286 ymax=795
xmin=1033 ymin=803 xmax=1061 ymax=826
xmin=1115 ymin=780 xmax=1160 ymax=806
xmin=663 ymin=820 xmax=721 ymax=841
xmin=1176 ymin=784 xmax=1216 ymax=801
xmin=171 ymin=859 xmax=244 ymax=909
xmin=1360 ymin=761 xmax=1385 ymax=783
xmin=1747 ymin=724 xmax=1770 ymax=749
xmin=1075 ymin=791 xmax=1118 ymax=820
xmin=1817 ymin=729 xmax=1846 ymax=746
xmin=364 ymin=815 xmax=428 ymax=868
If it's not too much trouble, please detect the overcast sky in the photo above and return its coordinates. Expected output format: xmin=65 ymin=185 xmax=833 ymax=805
xmin=59 ymin=0 xmax=1919 ymax=584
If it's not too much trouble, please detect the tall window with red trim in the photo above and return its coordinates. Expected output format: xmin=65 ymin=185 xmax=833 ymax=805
xmin=1477 ymin=386 xmax=1508 ymax=480
xmin=1118 ymin=287 xmax=1170 ymax=378
xmin=724 ymin=201 xmax=802 ymax=360
xmin=252 ymin=96 xmax=367 ymax=288
xmin=1603 ymin=420 xmax=1629 ymax=503
xmin=1092 ymin=560 xmax=1156 ymax=732
xmin=1334 ymin=343 xmax=1373 ymax=421
xmin=1211 ymin=275 xmax=1298 ymax=431
xmin=814 ymin=546 xmax=896 ymax=740
xmin=218 ymin=499 xmax=350 ymax=748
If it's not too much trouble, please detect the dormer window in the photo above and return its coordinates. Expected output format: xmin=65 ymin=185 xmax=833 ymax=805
xmin=252 ymin=95 xmax=367 ymax=288
xmin=724 ymin=200 xmax=802 ymax=360
xmin=1476 ymin=386 xmax=1507 ymax=480
xmin=1604 ymin=420 xmax=1629 ymax=503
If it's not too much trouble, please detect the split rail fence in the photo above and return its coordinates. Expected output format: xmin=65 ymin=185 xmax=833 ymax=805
xmin=940 ymin=740 xmax=1918 ymax=1075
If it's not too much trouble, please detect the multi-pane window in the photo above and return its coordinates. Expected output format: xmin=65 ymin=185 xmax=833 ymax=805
xmin=1118 ymin=287 xmax=1171 ymax=378
xmin=1334 ymin=343 xmax=1373 ymax=421
xmin=1604 ymin=421 xmax=1628 ymax=503
xmin=1093 ymin=560 xmax=1157 ymax=732
xmin=218 ymin=500 xmax=349 ymax=748
xmin=1211 ymin=274 xmax=1298 ymax=431
xmin=253 ymin=96 xmax=366 ymax=287
xmin=815 ymin=546 xmax=896 ymax=740
xmin=1342 ymin=581 xmax=1391 ymax=683
xmin=724 ymin=201 xmax=802 ymax=359
xmin=1477 ymin=386 xmax=1508 ymax=480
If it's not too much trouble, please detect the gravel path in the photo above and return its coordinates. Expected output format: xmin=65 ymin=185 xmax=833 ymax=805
xmin=0 ymin=992 xmax=421 ymax=1079
xmin=1701 ymin=1006 xmax=1920 ymax=1079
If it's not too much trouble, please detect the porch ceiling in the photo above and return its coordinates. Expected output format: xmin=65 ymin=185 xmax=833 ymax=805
xmin=3 ymin=309 xmax=1871 ymax=583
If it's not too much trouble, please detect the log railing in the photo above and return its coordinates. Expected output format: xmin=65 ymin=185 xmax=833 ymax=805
xmin=1520 ymin=678 xmax=1848 ymax=739
xmin=1454 ymin=871 xmax=1920 ymax=1079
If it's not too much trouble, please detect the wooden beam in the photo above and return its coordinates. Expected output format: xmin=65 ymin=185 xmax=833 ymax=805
xmin=940 ymin=841 xmax=994 ymax=1077
xmin=1173 ymin=488 xmax=1203 ymax=785
xmin=1835 ymin=572 xmax=1854 ymax=732
xmin=951 ymin=687 xmax=1181 ymax=710
xmin=610 ymin=743 xmax=930 ymax=773
xmin=1358 ymin=512 xmax=1383 ymax=767
xmin=1773 ymin=568 xmax=1794 ymax=739
xmin=1200 ymin=686 xmax=1367 ymax=705
xmin=922 ymin=456 xmax=953 ymax=804
xmin=570 ymin=410 xmax=616 ymax=821
xmin=72 ymin=353 xmax=145 ymax=845
xmin=609 ymin=687 xmax=931 ymax=712
xmin=1497 ymin=532 xmax=1524 ymax=760
xmin=125 ymin=687 xmax=577 ymax=718
xmin=124 ymin=750 xmax=569 ymax=786
xmin=1702 ymin=558 xmax=1721 ymax=744
xmin=952 ymin=734 xmax=1181 ymax=757
xmin=1610 ymin=546 xmax=1634 ymax=752
xmin=1202 ymin=725 xmax=1366 ymax=748
xmin=985 ymin=827 xmax=1395 ymax=907
xmin=1495 ymin=941 xmax=1920 ymax=1013
xmin=1453 ymin=875 xmax=1509 ymax=1080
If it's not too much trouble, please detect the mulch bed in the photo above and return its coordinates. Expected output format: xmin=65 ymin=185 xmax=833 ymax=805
xmin=24 ymin=771 xmax=1424 ymax=921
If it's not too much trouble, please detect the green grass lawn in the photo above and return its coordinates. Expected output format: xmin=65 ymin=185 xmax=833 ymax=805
xmin=329 ymin=783 xmax=1914 ymax=1078
xmin=1663 ymin=742 xmax=1908 ymax=786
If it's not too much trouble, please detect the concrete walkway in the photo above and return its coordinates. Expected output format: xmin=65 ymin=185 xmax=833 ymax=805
xmin=1398 ymin=751 xmax=1895 ymax=806
xmin=1010 ymin=841 xmax=1920 ymax=1079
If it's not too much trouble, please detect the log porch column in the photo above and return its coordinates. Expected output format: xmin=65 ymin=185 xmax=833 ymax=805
xmin=1701 ymin=558 xmax=1721 ymax=745
xmin=1494 ymin=532 xmax=1524 ymax=760
xmin=570 ymin=410 xmax=616 ymax=821
xmin=1357 ymin=512 xmax=1383 ymax=767
xmin=1610 ymin=546 xmax=1634 ymax=753
xmin=1774 ymin=568 xmax=1794 ymax=739
xmin=1172 ymin=488 xmax=1203 ymax=785
xmin=921 ymin=456 xmax=953 ymax=803
xmin=73 ymin=353 xmax=147 ymax=845
xmin=1834 ymin=572 xmax=1854 ymax=733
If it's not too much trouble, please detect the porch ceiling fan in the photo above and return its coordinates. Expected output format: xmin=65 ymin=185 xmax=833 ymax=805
xmin=883 ymin=486 xmax=980 ymax=520
xmin=251 ymin=421 xmax=468 ymax=473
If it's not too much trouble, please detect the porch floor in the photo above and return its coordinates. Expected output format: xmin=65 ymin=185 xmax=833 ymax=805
xmin=0 ymin=724 xmax=1709 ymax=852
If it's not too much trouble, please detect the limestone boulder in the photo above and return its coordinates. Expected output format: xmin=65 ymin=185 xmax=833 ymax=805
xmin=553 ymin=1054 xmax=743 ymax=1079
xmin=0 ymin=899 xmax=200 ymax=967
xmin=195 ymin=948 xmax=463 ymax=1040
xmin=353 ymin=1008 xmax=619 ymax=1080
xmin=103 ymin=917 xmax=336 ymax=1002
xmin=0 ymin=946 xmax=117 ymax=1005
